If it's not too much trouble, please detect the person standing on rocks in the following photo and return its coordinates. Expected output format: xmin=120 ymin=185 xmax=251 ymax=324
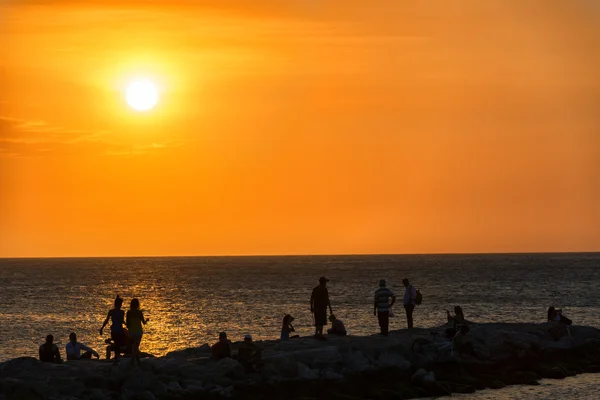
xmin=374 ymin=279 xmax=396 ymax=336
xmin=311 ymin=276 xmax=333 ymax=338
xmin=99 ymin=295 xmax=126 ymax=364
xmin=403 ymin=278 xmax=417 ymax=329
xmin=126 ymin=298 xmax=149 ymax=366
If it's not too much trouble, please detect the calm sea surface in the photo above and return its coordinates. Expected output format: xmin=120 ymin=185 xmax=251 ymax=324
xmin=1 ymin=254 xmax=599 ymax=396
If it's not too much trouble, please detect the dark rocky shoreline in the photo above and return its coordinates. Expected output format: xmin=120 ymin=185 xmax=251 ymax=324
xmin=2 ymin=322 xmax=599 ymax=400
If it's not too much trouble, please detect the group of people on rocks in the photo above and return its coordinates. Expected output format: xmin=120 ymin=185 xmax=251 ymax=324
xmin=39 ymin=276 xmax=573 ymax=366
xmin=305 ymin=276 xmax=420 ymax=339
xmin=209 ymin=332 xmax=262 ymax=372
xmin=40 ymin=295 xmax=149 ymax=365
xmin=39 ymin=332 xmax=100 ymax=364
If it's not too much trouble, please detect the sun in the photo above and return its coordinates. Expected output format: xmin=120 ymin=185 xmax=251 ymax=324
xmin=125 ymin=79 xmax=159 ymax=111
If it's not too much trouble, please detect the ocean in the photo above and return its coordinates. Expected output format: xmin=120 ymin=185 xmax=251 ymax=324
xmin=1 ymin=253 xmax=599 ymax=398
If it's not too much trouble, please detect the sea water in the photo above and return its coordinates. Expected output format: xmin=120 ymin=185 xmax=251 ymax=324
xmin=1 ymin=253 xmax=599 ymax=398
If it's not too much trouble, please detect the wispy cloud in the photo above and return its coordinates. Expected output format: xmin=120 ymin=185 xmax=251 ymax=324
xmin=0 ymin=116 xmax=179 ymax=158
xmin=102 ymin=141 xmax=184 ymax=157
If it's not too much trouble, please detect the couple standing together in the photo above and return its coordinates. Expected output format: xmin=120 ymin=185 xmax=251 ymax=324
xmin=374 ymin=278 xmax=417 ymax=336
xmin=310 ymin=277 xmax=418 ymax=337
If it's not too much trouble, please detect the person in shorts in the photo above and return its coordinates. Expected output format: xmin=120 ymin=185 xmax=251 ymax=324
xmin=310 ymin=276 xmax=333 ymax=338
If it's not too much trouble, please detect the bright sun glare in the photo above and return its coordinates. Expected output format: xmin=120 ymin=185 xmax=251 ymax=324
xmin=126 ymin=79 xmax=159 ymax=111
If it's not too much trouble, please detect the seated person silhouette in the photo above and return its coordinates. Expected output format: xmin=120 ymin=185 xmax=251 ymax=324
xmin=327 ymin=315 xmax=347 ymax=336
xmin=236 ymin=335 xmax=262 ymax=372
xmin=39 ymin=335 xmax=62 ymax=363
xmin=211 ymin=332 xmax=231 ymax=360
xmin=445 ymin=306 xmax=468 ymax=339
xmin=548 ymin=306 xmax=572 ymax=325
xmin=106 ymin=328 xmax=132 ymax=360
xmin=66 ymin=332 xmax=99 ymax=360
xmin=280 ymin=314 xmax=299 ymax=341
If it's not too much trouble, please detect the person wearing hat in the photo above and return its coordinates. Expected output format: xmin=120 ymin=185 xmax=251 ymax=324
xmin=310 ymin=276 xmax=333 ymax=338
xmin=237 ymin=334 xmax=262 ymax=372
xmin=374 ymin=279 xmax=396 ymax=336
xmin=210 ymin=332 xmax=231 ymax=360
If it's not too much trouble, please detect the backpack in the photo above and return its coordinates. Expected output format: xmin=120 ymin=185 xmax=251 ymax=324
xmin=415 ymin=289 xmax=423 ymax=305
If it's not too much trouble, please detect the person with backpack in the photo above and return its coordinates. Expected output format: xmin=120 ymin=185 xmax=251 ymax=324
xmin=402 ymin=278 xmax=418 ymax=329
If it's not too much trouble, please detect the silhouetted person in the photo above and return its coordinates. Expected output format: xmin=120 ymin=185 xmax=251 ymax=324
xmin=445 ymin=306 xmax=466 ymax=339
xmin=281 ymin=314 xmax=298 ymax=341
xmin=39 ymin=335 xmax=61 ymax=363
xmin=311 ymin=276 xmax=332 ymax=338
xmin=403 ymin=278 xmax=417 ymax=329
xmin=66 ymin=332 xmax=99 ymax=360
xmin=327 ymin=314 xmax=347 ymax=336
xmin=126 ymin=298 xmax=149 ymax=366
xmin=211 ymin=332 xmax=231 ymax=360
xmin=100 ymin=295 xmax=125 ymax=363
xmin=374 ymin=279 xmax=396 ymax=336
xmin=237 ymin=334 xmax=262 ymax=372
xmin=548 ymin=306 xmax=572 ymax=325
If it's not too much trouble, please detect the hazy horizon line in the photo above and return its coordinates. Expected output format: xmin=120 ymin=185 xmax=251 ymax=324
xmin=1 ymin=250 xmax=599 ymax=260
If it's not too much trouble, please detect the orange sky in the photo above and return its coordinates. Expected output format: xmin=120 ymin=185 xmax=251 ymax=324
xmin=1 ymin=0 xmax=599 ymax=257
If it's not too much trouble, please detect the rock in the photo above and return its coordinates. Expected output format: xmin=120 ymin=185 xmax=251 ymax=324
xmin=262 ymin=354 xmax=297 ymax=379
xmin=376 ymin=352 xmax=410 ymax=370
xmin=166 ymin=381 xmax=184 ymax=393
xmin=88 ymin=388 xmax=111 ymax=400
xmin=487 ymin=380 xmax=506 ymax=389
xmin=51 ymin=376 xmax=87 ymax=397
xmin=165 ymin=344 xmax=211 ymax=358
xmin=411 ymin=368 xmax=427 ymax=384
xmin=411 ymin=368 xmax=436 ymax=387
xmin=139 ymin=391 xmax=156 ymax=400
xmin=121 ymin=369 xmax=157 ymax=393
xmin=585 ymin=365 xmax=600 ymax=373
xmin=508 ymin=371 xmax=541 ymax=385
xmin=2 ymin=378 xmax=52 ymax=400
xmin=450 ymin=383 xmax=476 ymax=393
xmin=292 ymin=347 xmax=342 ymax=370
xmin=217 ymin=386 xmax=234 ymax=397
xmin=180 ymin=379 xmax=204 ymax=389
xmin=82 ymin=374 xmax=109 ymax=390
xmin=0 ymin=358 xmax=39 ymax=378
xmin=536 ymin=366 xmax=567 ymax=379
xmin=342 ymin=351 xmax=372 ymax=373
xmin=322 ymin=370 xmax=344 ymax=380
xmin=422 ymin=371 xmax=436 ymax=384
xmin=296 ymin=363 xmax=318 ymax=380
xmin=214 ymin=358 xmax=245 ymax=380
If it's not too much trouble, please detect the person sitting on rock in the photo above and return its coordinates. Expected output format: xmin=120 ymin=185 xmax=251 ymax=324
xmin=547 ymin=306 xmax=572 ymax=325
xmin=211 ymin=332 xmax=231 ymax=360
xmin=327 ymin=314 xmax=347 ymax=336
xmin=236 ymin=334 xmax=262 ymax=372
xmin=66 ymin=332 xmax=99 ymax=360
xmin=39 ymin=334 xmax=62 ymax=363
xmin=281 ymin=314 xmax=299 ymax=341
xmin=445 ymin=306 xmax=467 ymax=339
xmin=105 ymin=327 xmax=132 ymax=360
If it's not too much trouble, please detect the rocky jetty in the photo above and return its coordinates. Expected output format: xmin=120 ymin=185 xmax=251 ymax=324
xmin=2 ymin=322 xmax=600 ymax=400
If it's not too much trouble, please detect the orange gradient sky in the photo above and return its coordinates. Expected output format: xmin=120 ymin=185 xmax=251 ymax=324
xmin=1 ymin=0 xmax=599 ymax=257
